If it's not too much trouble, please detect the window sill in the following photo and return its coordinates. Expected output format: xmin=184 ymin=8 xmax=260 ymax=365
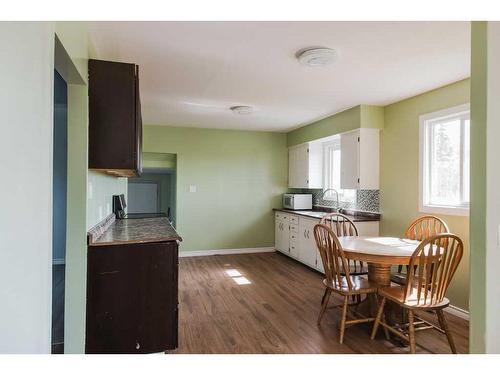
xmin=419 ymin=204 xmax=469 ymax=217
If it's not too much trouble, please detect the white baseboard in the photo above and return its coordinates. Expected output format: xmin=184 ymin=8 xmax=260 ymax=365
xmin=444 ymin=305 xmax=469 ymax=321
xmin=179 ymin=247 xmax=275 ymax=258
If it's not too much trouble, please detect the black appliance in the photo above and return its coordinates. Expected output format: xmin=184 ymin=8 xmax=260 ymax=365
xmin=112 ymin=194 xmax=127 ymax=219
xmin=112 ymin=194 xmax=169 ymax=220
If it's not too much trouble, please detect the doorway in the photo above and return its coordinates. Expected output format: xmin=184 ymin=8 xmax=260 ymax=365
xmin=128 ymin=165 xmax=177 ymax=226
xmin=128 ymin=181 xmax=160 ymax=213
xmin=51 ymin=69 xmax=67 ymax=354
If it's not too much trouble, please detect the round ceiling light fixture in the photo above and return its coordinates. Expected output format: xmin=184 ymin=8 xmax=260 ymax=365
xmin=296 ymin=47 xmax=338 ymax=67
xmin=230 ymin=105 xmax=254 ymax=115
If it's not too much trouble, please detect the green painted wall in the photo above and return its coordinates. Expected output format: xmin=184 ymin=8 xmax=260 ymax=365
xmin=469 ymin=21 xmax=487 ymax=353
xmin=0 ymin=21 xmax=55 ymax=353
xmin=286 ymin=105 xmax=384 ymax=146
xmin=360 ymin=105 xmax=385 ymax=129
xmin=143 ymin=152 xmax=177 ymax=169
xmin=143 ymin=125 xmax=288 ymax=252
xmin=380 ymin=78 xmax=471 ymax=311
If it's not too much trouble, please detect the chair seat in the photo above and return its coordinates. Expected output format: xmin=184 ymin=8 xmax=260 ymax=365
xmin=323 ymin=275 xmax=378 ymax=295
xmin=378 ymin=285 xmax=450 ymax=309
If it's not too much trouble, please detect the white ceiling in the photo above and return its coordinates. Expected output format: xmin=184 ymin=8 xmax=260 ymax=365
xmin=88 ymin=21 xmax=470 ymax=132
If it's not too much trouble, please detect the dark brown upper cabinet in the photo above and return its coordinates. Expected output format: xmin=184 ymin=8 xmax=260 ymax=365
xmin=88 ymin=59 xmax=142 ymax=177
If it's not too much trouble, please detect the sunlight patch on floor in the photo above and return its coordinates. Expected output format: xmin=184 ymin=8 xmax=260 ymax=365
xmin=224 ymin=268 xmax=251 ymax=285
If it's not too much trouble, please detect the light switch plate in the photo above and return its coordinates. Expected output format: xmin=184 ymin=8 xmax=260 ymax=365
xmin=189 ymin=185 xmax=197 ymax=193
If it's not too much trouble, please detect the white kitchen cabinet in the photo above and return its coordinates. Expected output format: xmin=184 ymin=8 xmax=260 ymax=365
xmin=289 ymin=239 xmax=299 ymax=258
xmin=275 ymin=211 xmax=380 ymax=275
xmin=340 ymin=128 xmax=380 ymax=190
xmin=274 ymin=213 xmax=290 ymax=254
xmin=298 ymin=217 xmax=319 ymax=268
xmin=288 ymin=142 xmax=322 ymax=189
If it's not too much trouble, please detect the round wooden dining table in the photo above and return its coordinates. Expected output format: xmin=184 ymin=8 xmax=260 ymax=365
xmin=337 ymin=236 xmax=421 ymax=287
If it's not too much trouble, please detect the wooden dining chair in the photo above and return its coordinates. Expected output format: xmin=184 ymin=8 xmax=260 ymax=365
xmin=319 ymin=213 xmax=368 ymax=276
xmin=371 ymin=233 xmax=464 ymax=353
xmin=313 ymin=224 xmax=378 ymax=344
xmin=391 ymin=215 xmax=450 ymax=285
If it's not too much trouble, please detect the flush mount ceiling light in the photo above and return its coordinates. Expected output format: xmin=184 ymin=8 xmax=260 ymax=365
xmin=296 ymin=47 xmax=338 ymax=67
xmin=230 ymin=105 xmax=254 ymax=115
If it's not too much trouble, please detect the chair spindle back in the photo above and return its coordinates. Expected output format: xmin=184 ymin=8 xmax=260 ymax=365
xmin=399 ymin=215 xmax=450 ymax=274
xmin=313 ymin=224 xmax=353 ymax=291
xmin=319 ymin=213 xmax=363 ymax=274
xmin=404 ymin=233 xmax=463 ymax=307
xmin=405 ymin=215 xmax=449 ymax=241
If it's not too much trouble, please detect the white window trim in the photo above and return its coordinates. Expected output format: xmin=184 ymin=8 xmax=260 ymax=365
xmin=321 ymin=138 xmax=355 ymax=202
xmin=419 ymin=103 xmax=470 ymax=217
xmin=322 ymin=139 xmax=339 ymax=200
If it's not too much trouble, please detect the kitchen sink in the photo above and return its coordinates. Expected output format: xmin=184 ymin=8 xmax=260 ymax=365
xmin=298 ymin=208 xmax=345 ymax=218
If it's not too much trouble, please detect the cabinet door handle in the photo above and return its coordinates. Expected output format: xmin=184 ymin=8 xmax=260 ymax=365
xmin=304 ymin=229 xmax=307 ymax=238
xmin=136 ymin=341 xmax=140 ymax=350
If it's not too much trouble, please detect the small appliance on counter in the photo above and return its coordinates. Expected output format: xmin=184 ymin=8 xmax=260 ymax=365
xmin=282 ymin=193 xmax=313 ymax=210
xmin=112 ymin=194 xmax=127 ymax=219
xmin=112 ymin=194 xmax=170 ymax=221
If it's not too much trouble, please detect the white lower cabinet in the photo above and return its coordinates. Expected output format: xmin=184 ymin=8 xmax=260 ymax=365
xmin=275 ymin=212 xmax=379 ymax=274
xmin=275 ymin=212 xmax=290 ymax=254
xmin=298 ymin=217 xmax=318 ymax=268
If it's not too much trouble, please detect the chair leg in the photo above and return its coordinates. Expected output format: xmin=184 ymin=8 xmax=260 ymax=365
xmin=381 ymin=312 xmax=390 ymax=341
xmin=408 ymin=310 xmax=416 ymax=354
xmin=370 ymin=296 xmax=386 ymax=339
xmin=339 ymin=295 xmax=348 ymax=344
xmin=320 ymin=288 xmax=328 ymax=305
xmin=437 ymin=310 xmax=457 ymax=354
xmin=317 ymin=288 xmax=332 ymax=326
xmin=374 ymin=295 xmax=390 ymax=340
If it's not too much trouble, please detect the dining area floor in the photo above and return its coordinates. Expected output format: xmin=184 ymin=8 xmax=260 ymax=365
xmin=177 ymin=252 xmax=468 ymax=354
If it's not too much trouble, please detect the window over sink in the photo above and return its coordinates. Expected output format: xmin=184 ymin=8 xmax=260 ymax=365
xmin=419 ymin=103 xmax=470 ymax=216
xmin=322 ymin=138 xmax=355 ymax=203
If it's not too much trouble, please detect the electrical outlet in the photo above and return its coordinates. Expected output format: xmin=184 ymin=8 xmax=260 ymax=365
xmin=189 ymin=185 xmax=197 ymax=193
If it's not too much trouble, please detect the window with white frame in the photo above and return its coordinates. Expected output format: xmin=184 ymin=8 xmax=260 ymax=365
xmin=322 ymin=138 xmax=355 ymax=202
xmin=420 ymin=104 xmax=470 ymax=216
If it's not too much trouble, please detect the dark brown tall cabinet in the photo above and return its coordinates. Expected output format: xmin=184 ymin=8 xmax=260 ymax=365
xmin=86 ymin=241 xmax=179 ymax=354
xmin=88 ymin=59 xmax=142 ymax=177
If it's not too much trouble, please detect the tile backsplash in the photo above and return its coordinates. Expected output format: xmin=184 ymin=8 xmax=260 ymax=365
xmin=288 ymin=188 xmax=380 ymax=213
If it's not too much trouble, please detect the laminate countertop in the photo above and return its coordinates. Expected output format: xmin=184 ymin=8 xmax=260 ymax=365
xmin=273 ymin=208 xmax=380 ymax=222
xmin=88 ymin=217 xmax=182 ymax=247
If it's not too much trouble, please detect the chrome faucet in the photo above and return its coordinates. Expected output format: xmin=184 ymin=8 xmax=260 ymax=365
xmin=318 ymin=188 xmax=340 ymax=210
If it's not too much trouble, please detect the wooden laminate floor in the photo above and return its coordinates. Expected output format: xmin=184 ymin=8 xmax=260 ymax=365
xmin=177 ymin=252 xmax=469 ymax=354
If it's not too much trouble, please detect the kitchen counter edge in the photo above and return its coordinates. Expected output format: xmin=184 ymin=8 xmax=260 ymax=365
xmin=88 ymin=216 xmax=182 ymax=247
xmin=273 ymin=208 xmax=380 ymax=222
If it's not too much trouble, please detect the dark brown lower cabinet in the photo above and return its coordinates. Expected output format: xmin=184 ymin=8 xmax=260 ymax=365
xmin=85 ymin=241 xmax=178 ymax=354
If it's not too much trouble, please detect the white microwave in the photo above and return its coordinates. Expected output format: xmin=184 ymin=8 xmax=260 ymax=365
xmin=282 ymin=194 xmax=313 ymax=210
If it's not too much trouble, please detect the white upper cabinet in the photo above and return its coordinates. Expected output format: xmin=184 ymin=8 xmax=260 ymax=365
xmin=288 ymin=142 xmax=322 ymax=188
xmin=340 ymin=128 xmax=380 ymax=190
